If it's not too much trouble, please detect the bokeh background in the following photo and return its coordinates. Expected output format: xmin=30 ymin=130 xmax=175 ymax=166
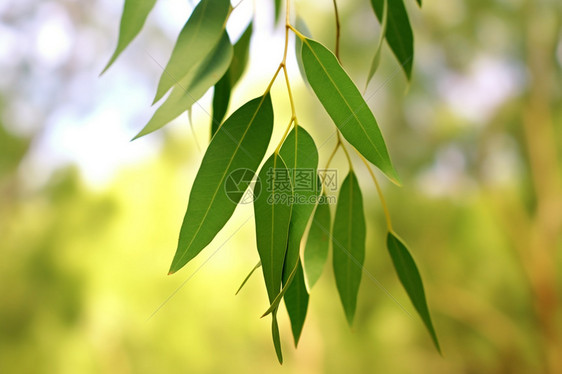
xmin=1 ymin=0 xmax=561 ymax=373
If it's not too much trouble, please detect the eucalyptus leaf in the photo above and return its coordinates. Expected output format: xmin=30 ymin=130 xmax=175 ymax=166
xmin=134 ymin=32 xmax=233 ymax=139
xmin=254 ymin=153 xmax=293 ymax=302
xmin=366 ymin=0 xmax=388 ymax=86
xmin=332 ymin=172 xmax=365 ymax=326
xmin=371 ymin=0 xmax=414 ymax=80
xmin=211 ymin=22 xmax=254 ymax=136
xmin=235 ymin=261 xmax=261 ymax=295
xmin=168 ymin=94 xmax=273 ymax=274
xmin=301 ymin=37 xmax=400 ymax=184
xmin=272 ymin=313 xmax=283 ymax=364
xmin=294 ymin=17 xmax=312 ymax=87
xmin=386 ymin=232 xmax=440 ymax=352
xmin=304 ymin=195 xmax=331 ymax=288
xmin=102 ymin=0 xmax=157 ymax=74
xmin=152 ymin=0 xmax=231 ymax=104
xmin=279 ymin=126 xmax=319 ymax=345
xmin=274 ymin=0 xmax=283 ymax=24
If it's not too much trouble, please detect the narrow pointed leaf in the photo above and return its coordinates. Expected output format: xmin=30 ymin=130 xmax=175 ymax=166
xmin=386 ymin=232 xmax=440 ymax=352
xmin=272 ymin=313 xmax=283 ymax=364
xmin=152 ymin=0 xmax=230 ymax=104
xmin=416 ymin=0 xmax=422 ymax=7
xmin=254 ymin=153 xmax=293 ymax=302
xmin=134 ymin=33 xmax=232 ymax=139
xmin=168 ymin=94 xmax=273 ymax=274
xmin=235 ymin=261 xmax=261 ymax=295
xmin=211 ymin=22 xmax=253 ymax=136
xmin=102 ymin=0 xmax=157 ymax=74
xmin=371 ymin=0 xmax=414 ymax=80
xmin=279 ymin=126 xmax=319 ymax=345
xmin=273 ymin=0 xmax=283 ymax=24
xmin=301 ymin=38 xmax=400 ymax=184
xmin=366 ymin=0 xmax=388 ymax=86
xmin=332 ymin=172 xmax=365 ymax=325
xmin=304 ymin=196 xmax=331 ymax=288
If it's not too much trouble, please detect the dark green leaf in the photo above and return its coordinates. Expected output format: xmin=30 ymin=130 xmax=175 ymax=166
xmin=332 ymin=172 xmax=365 ymax=325
xmin=102 ymin=0 xmax=157 ymax=74
xmin=301 ymin=37 xmax=400 ymax=184
xmin=366 ymin=0 xmax=388 ymax=86
xmin=211 ymin=22 xmax=253 ymax=137
xmin=272 ymin=313 xmax=283 ymax=364
xmin=386 ymin=232 xmax=440 ymax=352
xmin=134 ymin=32 xmax=233 ymax=139
xmin=304 ymin=196 xmax=331 ymax=288
xmin=371 ymin=0 xmax=414 ymax=80
xmin=279 ymin=126 xmax=319 ymax=346
xmin=416 ymin=0 xmax=422 ymax=7
xmin=168 ymin=94 xmax=273 ymax=274
xmin=152 ymin=0 xmax=231 ymax=104
xmin=254 ymin=153 xmax=293 ymax=302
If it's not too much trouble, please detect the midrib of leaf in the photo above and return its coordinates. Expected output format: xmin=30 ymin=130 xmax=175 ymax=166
xmin=346 ymin=175 xmax=354 ymax=311
xmin=303 ymin=40 xmax=386 ymax=164
xmin=269 ymin=154 xmax=279 ymax=296
xmin=173 ymin=95 xmax=268 ymax=269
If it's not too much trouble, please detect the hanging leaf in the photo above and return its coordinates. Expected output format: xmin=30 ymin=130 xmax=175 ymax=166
xmin=274 ymin=0 xmax=283 ymax=24
xmin=416 ymin=0 xmax=422 ymax=7
xmin=101 ymin=0 xmax=157 ymax=74
xmin=152 ymin=0 xmax=231 ymax=104
xmin=294 ymin=17 xmax=312 ymax=87
xmin=332 ymin=172 xmax=365 ymax=326
xmin=211 ymin=22 xmax=254 ymax=136
xmin=254 ymin=153 xmax=293 ymax=302
xmin=370 ymin=0 xmax=414 ymax=80
xmin=134 ymin=32 xmax=233 ymax=139
xmin=235 ymin=261 xmax=261 ymax=295
xmin=304 ymin=195 xmax=331 ymax=288
xmin=272 ymin=314 xmax=283 ymax=364
xmin=365 ymin=0 xmax=389 ymax=86
xmin=386 ymin=232 xmax=440 ymax=352
xmin=300 ymin=37 xmax=400 ymax=184
xmin=279 ymin=126 xmax=319 ymax=346
xmin=168 ymin=94 xmax=273 ymax=274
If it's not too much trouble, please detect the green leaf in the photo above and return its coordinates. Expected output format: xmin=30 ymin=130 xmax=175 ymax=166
xmin=294 ymin=17 xmax=312 ymax=87
xmin=332 ymin=172 xmax=365 ymax=326
xmin=254 ymin=153 xmax=293 ymax=302
xmin=416 ymin=0 xmax=422 ymax=7
xmin=134 ymin=32 xmax=233 ymax=139
xmin=235 ymin=261 xmax=261 ymax=295
xmin=152 ymin=0 xmax=231 ymax=104
xmin=211 ymin=22 xmax=253 ymax=137
xmin=304 ymin=195 xmax=331 ymax=288
xmin=272 ymin=313 xmax=283 ymax=364
xmin=279 ymin=126 xmax=319 ymax=346
xmin=386 ymin=232 xmax=440 ymax=352
xmin=274 ymin=0 xmax=283 ymax=24
xmin=366 ymin=0 xmax=389 ymax=86
xmin=301 ymin=37 xmax=400 ymax=184
xmin=371 ymin=0 xmax=414 ymax=80
xmin=168 ymin=94 xmax=273 ymax=274
xmin=101 ymin=0 xmax=157 ymax=74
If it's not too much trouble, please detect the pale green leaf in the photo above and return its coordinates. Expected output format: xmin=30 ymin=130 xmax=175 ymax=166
xmin=235 ymin=261 xmax=261 ymax=295
xmin=301 ymin=37 xmax=400 ymax=184
xmin=304 ymin=196 xmax=331 ymax=288
xmin=168 ymin=94 xmax=273 ymax=274
xmin=371 ymin=0 xmax=414 ymax=80
xmin=294 ymin=17 xmax=312 ymax=87
xmin=134 ymin=32 xmax=232 ymax=139
xmin=332 ymin=172 xmax=365 ymax=325
xmin=102 ymin=0 xmax=157 ymax=74
xmin=152 ymin=0 xmax=231 ymax=104
xmin=387 ymin=232 xmax=440 ymax=352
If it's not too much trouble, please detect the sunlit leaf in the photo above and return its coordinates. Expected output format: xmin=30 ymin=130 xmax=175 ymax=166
xmin=366 ymin=0 xmax=388 ymax=86
xmin=371 ymin=0 xmax=414 ymax=80
xmin=386 ymin=232 xmax=440 ymax=352
xmin=101 ymin=0 xmax=157 ymax=74
xmin=168 ymin=94 xmax=273 ymax=274
xmin=332 ymin=172 xmax=365 ymax=325
xmin=152 ymin=0 xmax=231 ymax=104
xmin=254 ymin=153 xmax=293 ymax=302
xmin=279 ymin=126 xmax=319 ymax=345
xmin=304 ymin=195 xmax=331 ymax=288
xmin=134 ymin=33 xmax=233 ymax=139
xmin=211 ymin=22 xmax=253 ymax=136
xmin=235 ymin=261 xmax=261 ymax=295
xmin=301 ymin=37 xmax=400 ymax=184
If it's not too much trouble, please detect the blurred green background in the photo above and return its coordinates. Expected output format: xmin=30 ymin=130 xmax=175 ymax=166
xmin=1 ymin=0 xmax=561 ymax=373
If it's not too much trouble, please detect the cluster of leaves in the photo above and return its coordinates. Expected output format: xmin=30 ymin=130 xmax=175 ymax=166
xmin=103 ymin=0 xmax=439 ymax=363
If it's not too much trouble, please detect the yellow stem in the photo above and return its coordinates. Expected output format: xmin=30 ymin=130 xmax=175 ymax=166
xmin=332 ymin=0 xmax=341 ymax=60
